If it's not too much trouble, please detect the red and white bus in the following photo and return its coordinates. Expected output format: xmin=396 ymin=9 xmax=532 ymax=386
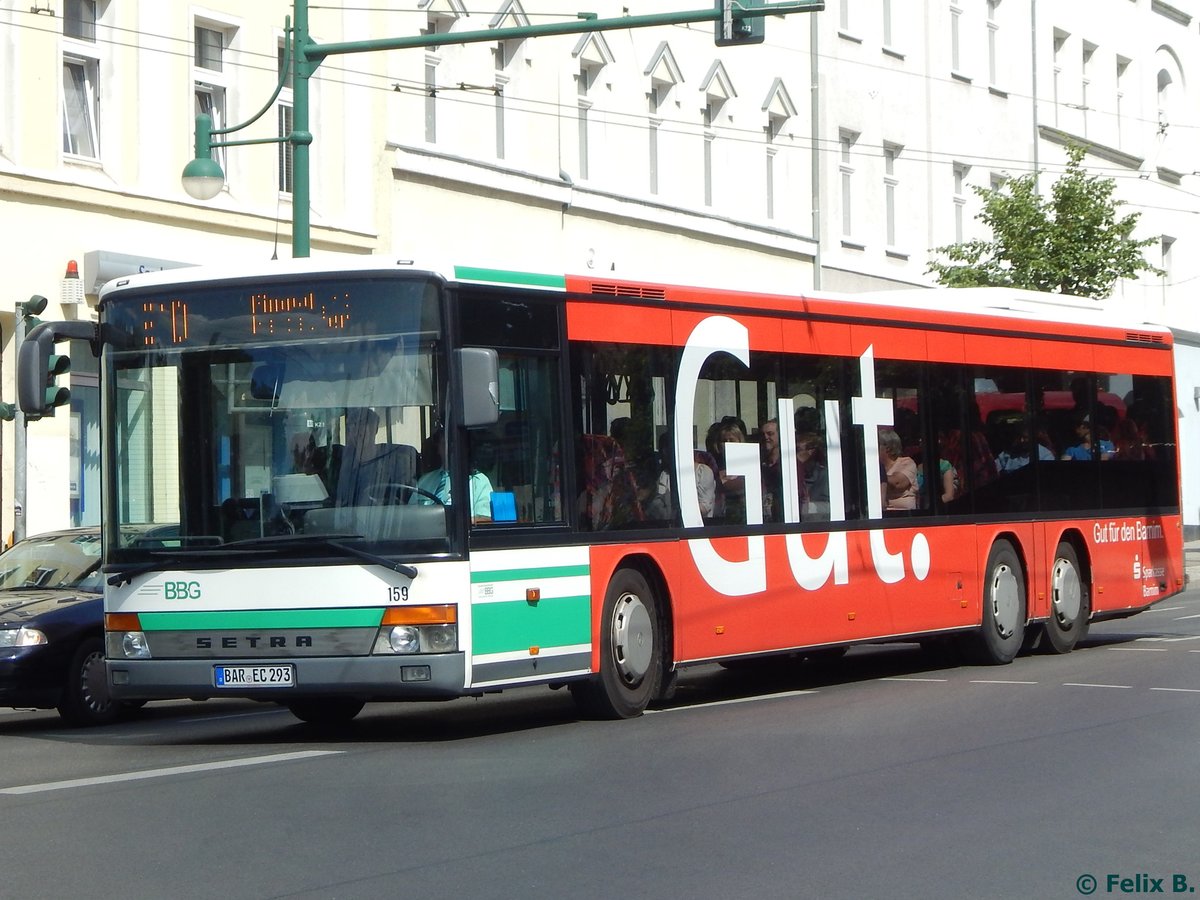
xmin=22 ymin=260 xmax=1180 ymax=722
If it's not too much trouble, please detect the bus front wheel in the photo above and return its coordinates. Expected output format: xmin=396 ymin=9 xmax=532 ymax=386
xmin=1043 ymin=541 xmax=1090 ymax=654
xmin=571 ymin=568 xmax=661 ymax=719
xmin=967 ymin=540 xmax=1026 ymax=665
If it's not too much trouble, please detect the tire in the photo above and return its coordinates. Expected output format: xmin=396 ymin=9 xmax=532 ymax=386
xmin=287 ymin=698 xmax=365 ymax=725
xmin=571 ymin=568 xmax=661 ymax=719
xmin=966 ymin=540 xmax=1026 ymax=665
xmin=1043 ymin=541 xmax=1090 ymax=654
xmin=57 ymin=636 xmax=120 ymax=727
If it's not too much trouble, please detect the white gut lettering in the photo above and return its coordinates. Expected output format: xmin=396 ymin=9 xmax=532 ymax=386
xmin=675 ymin=316 xmax=766 ymax=596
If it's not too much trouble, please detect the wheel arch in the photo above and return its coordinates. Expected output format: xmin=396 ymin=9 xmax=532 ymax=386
xmin=986 ymin=530 xmax=1032 ymax=623
xmin=609 ymin=552 xmax=675 ymax=675
xmin=1051 ymin=527 xmax=1093 ymax=601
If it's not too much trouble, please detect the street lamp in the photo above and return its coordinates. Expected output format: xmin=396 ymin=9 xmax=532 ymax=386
xmin=181 ymin=11 xmax=312 ymax=256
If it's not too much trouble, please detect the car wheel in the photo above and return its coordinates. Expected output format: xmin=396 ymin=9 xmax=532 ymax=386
xmin=57 ymin=636 xmax=120 ymax=727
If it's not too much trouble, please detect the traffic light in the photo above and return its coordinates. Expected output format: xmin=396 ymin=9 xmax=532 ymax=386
xmin=19 ymin=294 xmax=47 ymax=334
xmin=18 ymin=324 xmax=71 ymax=418
xmin=715 ymin=0 xmax=765 ymax=46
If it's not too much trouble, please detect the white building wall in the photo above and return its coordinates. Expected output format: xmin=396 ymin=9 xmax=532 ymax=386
xmin=3 ymin=0 xmax=1200 ymax=536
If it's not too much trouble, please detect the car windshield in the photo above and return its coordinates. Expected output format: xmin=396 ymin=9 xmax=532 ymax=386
xmin=0 ymin=533 xmax=103 ymax=593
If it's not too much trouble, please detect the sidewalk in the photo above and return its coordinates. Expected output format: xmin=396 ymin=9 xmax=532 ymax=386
xmin=1186 ymin=540 xmax=1200 ymax=584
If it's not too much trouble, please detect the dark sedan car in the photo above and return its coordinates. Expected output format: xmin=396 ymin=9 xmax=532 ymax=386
xmin=0 ymin=528 xmax=130 ymax=726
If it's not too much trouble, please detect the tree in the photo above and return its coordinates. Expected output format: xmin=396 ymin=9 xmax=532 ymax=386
xmin=927 ymin=144 xmax=1162 ymax=299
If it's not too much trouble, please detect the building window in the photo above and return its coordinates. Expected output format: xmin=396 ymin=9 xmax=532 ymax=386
xmin=950 ymin=3 xmax=962 ymax=74
xmin=495 ymin=76 xmax=508 ymax=160
xmin=195 ymin=25 xmax=224 ymax=72
xmin=1081 ymin=41 xmax=1096 ymax=136
xmin=424 ymin=56 xmax=438 ymax=144
xmin=277 ymin=41 xmax=294 ymax=194
xmin=840 ymin=0 xmax=851 ymax=32
xmin=195 ymin=21 xmax=234 ymax=177
xmin=882 ymin=0 xmax=892 ymax=47
xmin=840 ymin=129 xmax=858 ymax=239
xmin=884 ymin=143 xmax=902 ymax=248
xmin=62 ymin=1 xmax=101 ymax=159
xmin=987 ymin=0 xmax=1000 ymax=87
xmin=953 ymin=162 xmax=969 ymax=243
xmin=1161 ymin=236 xmax=1175 ymax=284
xmin=61 ymin=57 xmax=99 ymax=157
xmin=1116 ymin=56 xmax=1130 ymax=146
xmin=64 ymin=0 xmax=96 ymax=42
xmin=1157 ymin=68 xmax=1172 ymax=130
xmin=1052 ymin=30 xmax=1068 ymax=127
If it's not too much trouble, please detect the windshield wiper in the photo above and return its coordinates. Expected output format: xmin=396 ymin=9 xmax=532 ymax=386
xmin=104 ymin=548 xmax=271 ymax=587
xmin=219 ymin=533 xmax=418 ymax=579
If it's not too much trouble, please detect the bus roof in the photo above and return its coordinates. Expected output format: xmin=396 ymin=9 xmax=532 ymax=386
xmin=96 ymin=257 xmax=1171 ymax=344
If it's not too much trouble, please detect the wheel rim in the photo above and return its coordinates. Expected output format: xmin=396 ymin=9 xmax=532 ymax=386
xmin=989 ymin=563 xmax=1020 ymax=639
xmin=611 ymin=591 xmax=653 ymax=685
xmin=79 ymin=650 xmax=112 ymax=714
xmin=1051 ymin=557 xmax=1082 ymax=626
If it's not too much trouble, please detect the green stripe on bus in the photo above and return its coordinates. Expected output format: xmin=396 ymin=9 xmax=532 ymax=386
xmin=472 ymin=595 xmax=591 ymax=656
xmin=137 ymin=609 xmax=384 ymax=631
xmin=471 ymin=564 xmax=590 ymax=583
xmin=453 ymin=266 xmax=566 ymax=289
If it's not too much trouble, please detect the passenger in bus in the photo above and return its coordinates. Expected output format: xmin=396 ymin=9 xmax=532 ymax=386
xmin=641 ymin=431 xmax=673 ymax=521
xmin=694 ymin=449 xmax=719 ymax=518
xmin=411 ymin=430 xmax=495 ymax=523
xmin=1061 ymin=412 xmax=1114 ymax=461
xmin=759 ymin=418 xmax=783 ymax=522
xmin=879 ymin=428 xmax=918 ymax=510
xmin=1109 ymin=417 xmax=1147 ymax=460
xmin=707 ymin=418 xmax=747 ymax=522
xmin=796 ymin=431 xmax=830 ymax=520
xmin=994 ymin=427 xmax=1054 ymax=472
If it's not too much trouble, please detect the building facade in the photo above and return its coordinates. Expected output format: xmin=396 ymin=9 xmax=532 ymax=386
xmin=1 ymin=0 xmax=1198 ymax=538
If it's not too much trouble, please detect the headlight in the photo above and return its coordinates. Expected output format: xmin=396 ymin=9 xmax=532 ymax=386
xmin=388 ymin=625 xmax=421 ymax=654
xmin=121 ymin=631 xmax=151 ymax=659
xmin=372 ymin=623 xmax=458 ymax=655
xmin=0 ymin=626 xmax=48 ymax=648
xmin=373 ymin=605 xmax=458 ymax=654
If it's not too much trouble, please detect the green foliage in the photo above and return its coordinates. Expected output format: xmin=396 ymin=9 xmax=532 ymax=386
xmin=927 ymin=145 xmax=1162 ymax=299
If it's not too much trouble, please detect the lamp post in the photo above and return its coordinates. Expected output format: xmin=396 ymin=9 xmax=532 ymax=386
xmin=181 ymin=6 xmax=313 ymax=257
xmin=181 ymin=0 xmax=822 ymax=259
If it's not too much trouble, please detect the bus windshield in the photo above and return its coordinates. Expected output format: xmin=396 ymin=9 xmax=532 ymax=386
xmin=102 ymin=274 xmax=454 ymax=564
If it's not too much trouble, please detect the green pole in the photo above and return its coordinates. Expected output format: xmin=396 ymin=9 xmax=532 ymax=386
xmin=292 ymin=0 xmax=312 ymax=257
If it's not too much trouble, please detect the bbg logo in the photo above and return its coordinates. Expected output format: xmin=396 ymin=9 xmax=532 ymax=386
xmin=163 ymin=580 xmax=202 ymax=600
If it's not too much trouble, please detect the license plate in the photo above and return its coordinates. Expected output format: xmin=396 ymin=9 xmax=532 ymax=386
xmin=213 ymin=664 xmax=295 ymax=688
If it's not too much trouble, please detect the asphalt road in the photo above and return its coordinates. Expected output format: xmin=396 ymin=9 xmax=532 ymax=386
xmin=2 ymin=586 xmax=1200 ymax=900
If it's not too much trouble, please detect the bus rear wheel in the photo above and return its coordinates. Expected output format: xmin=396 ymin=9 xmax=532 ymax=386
xmin=571 ymin=568 xmax=661 ymax=719
xmin=1043 ymin=541 xmax=1090 ymax=654
xmin=966 ymin=540 xmax=1026 ymax=665
xmin=287 ymin=698 xmax=365 ymax=725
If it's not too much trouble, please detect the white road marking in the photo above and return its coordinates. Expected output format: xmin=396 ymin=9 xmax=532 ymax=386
xmin=1146 ymin=607 xmax=1186 ymax=613
xmin=1149 ymin=687 xmax=1200 ymax=694
xmin=647 ymin=689 xmax=819 ymax=713
xmin=1107 ymin=646 xmax=1169 ymax=652
xmin=969 ymin=679 xmax=1038 ymax=684
xmin=1063 ymin=682 xmax=1133 ymax=689
xmin=881 ymin=677 xmax=948 ymax=683
xmin=1173 ymin=614 xmax=1200 ymax=621
xmin=0 ymin=750 xmax=343 ymax=796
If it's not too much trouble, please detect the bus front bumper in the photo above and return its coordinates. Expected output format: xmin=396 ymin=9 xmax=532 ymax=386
xmin=107 ymin=653 xmax=467 ymax=702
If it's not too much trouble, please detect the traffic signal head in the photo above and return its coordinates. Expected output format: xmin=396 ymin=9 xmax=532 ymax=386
xmin=17 ymin=325 xmax=71 ymax=418
xmin=715 ymin=0 xmax=765 ymax=46
xmin=20 ymin=294 xmax=48 ymax=333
